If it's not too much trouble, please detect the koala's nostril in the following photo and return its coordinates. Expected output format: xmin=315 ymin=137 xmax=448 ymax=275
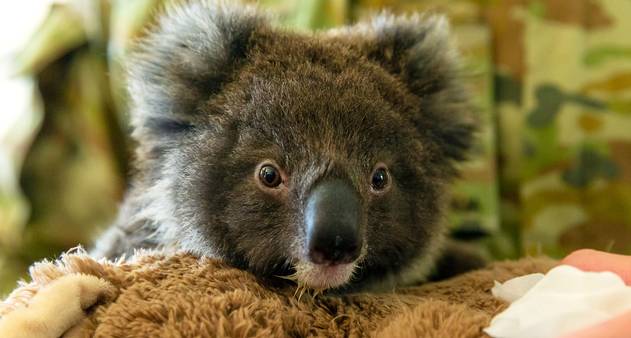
xmin=334 ymin=235 xmax=342 ymax=247
xmin=309 ymin=248 xmax=328 ymax=265
xmin=307 ymin=220 xmax=362 ymax=265
xmin=308 ymin=239 xmax=360 ymax=265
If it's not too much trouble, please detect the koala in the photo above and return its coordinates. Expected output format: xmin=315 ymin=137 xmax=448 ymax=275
xmin=93 ymin=0 xmax=480 ymax=292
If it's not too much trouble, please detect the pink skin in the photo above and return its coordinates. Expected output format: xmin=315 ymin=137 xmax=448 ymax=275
xmin=559 ymin=249 xmax=631 ymax=338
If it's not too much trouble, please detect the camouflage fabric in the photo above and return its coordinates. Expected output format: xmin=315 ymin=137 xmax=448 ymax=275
xmin=1 ymin=0 xmax=630 ymax=293
xmin=484 ymin=0 xmax=631 ymax=257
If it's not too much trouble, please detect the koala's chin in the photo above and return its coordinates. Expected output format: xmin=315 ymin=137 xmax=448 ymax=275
xmin=92 ymin=0 xmax=482 ymax=291
xmin=294 ymin=262 xmax=358 ymax=290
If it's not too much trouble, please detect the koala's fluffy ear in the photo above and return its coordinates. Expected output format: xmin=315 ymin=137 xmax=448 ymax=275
xmin=360 ymin=14 xmax=476 ymax=162
xmin=127 ymin=1 xmax=267 ymax=143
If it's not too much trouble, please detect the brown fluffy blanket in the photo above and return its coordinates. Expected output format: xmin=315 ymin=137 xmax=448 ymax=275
xmin=0 ymin=251 xmax=555 ymax=337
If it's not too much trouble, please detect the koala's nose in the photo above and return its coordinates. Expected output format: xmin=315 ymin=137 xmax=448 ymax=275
xmin=305 ymin=180 xmax=362 ymax=265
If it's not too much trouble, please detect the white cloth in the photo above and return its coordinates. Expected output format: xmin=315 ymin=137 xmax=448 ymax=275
xmin=484 ymin=265 xmax=631 ymax=338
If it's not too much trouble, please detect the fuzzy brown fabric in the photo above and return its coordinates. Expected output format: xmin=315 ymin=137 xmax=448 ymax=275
xmin=0 ymin=252 xmax=556 ymax=337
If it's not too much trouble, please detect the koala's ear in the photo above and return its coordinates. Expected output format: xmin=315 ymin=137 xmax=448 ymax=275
xmin=360 ymin=14 xmax=476 ymax=162
xmin=127 ymin=2 xmax=267 ymax=143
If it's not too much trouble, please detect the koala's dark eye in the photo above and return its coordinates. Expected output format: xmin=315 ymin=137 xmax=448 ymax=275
xmin=371 ymin=165 xmax=390 ymax=191
xmin=259 ymin=164 xmax=282 ymax=188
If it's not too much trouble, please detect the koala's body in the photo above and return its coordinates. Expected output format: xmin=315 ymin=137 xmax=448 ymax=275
xmin=93 ymin=1 xmax=479 ymax=291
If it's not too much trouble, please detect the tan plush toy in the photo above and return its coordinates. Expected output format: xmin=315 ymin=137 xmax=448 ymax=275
xmin=0 ymin=249 xmax=554 ymax=337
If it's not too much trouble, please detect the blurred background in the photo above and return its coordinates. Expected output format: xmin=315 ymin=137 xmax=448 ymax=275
xmin=1 ymin=0 xmax=630 ymax=295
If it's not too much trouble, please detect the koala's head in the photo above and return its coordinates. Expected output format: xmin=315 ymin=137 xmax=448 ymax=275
xmin=128 ymin=1 xmax=474 ymax=290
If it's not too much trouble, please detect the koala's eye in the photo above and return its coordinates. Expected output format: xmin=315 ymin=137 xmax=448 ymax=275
xmin=370 ymin=165 xmax=390 ymax=191
xmin=259 ymin=164 xmax=282 ymax=188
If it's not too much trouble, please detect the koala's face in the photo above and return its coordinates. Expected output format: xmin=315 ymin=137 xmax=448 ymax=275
xmin=128 ymin=3 xmax=473 ymax=290
xmin=173 ymin=57 xmax=446 ymax=290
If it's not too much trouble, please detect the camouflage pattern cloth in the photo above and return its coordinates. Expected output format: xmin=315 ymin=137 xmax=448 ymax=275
xmin=485 ymin=0 xmax=631 ymax=258
xmin=1 ymin=0 xmax=630 ymax=293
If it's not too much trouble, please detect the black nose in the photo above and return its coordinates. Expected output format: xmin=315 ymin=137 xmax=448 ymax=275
xmin=305 ymin=180 xmax=362 ymax=265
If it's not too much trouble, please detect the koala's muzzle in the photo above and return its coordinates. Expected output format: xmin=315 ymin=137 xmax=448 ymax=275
xmin=304 ymin=180 xmax=362 ymax=265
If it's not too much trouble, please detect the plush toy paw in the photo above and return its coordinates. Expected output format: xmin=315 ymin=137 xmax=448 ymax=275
xmin=0 ymin=274 xmax=116 ymax=338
